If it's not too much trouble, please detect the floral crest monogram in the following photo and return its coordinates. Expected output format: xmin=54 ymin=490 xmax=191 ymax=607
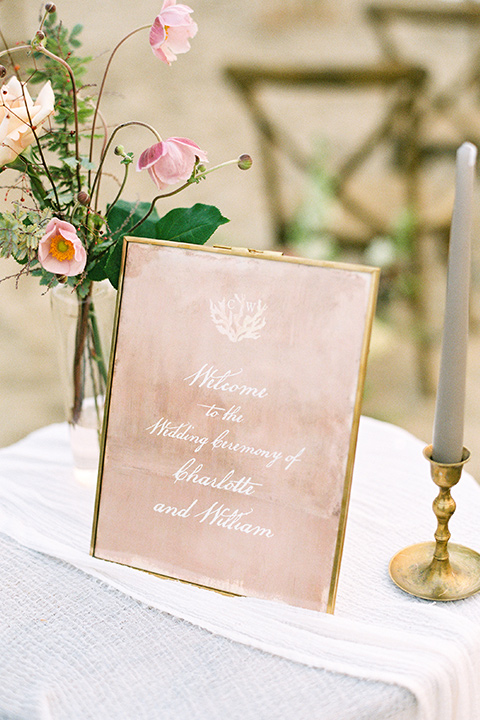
xmin=210 ymin=294 xmax=267 ymax=342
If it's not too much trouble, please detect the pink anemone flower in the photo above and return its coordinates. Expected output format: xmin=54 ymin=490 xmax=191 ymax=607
xmin=38 ymin=218 xmax=87 ymax=276
xmin=137 ymin=137 xmax=208 ymax=190
xmin=149 ymin=0 xmax=198 ymax=65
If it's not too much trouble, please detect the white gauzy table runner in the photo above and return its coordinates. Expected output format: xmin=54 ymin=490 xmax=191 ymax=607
xmin=1 ymin=416 xmax=480 ymax=720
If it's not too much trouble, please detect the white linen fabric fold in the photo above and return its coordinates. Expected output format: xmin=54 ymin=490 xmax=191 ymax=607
xmin=1 ymin=416 xmax=480 ymax=720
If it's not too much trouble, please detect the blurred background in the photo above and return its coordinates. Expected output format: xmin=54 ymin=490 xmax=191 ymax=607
xmin=2 ymin=0 xmax=480 ymax=476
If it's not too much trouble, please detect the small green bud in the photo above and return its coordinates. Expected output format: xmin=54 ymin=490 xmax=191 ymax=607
xmin=196 ymin=164 xmax=207 ymax=174
xmin=237 ymin=154 xmax=253 ymax=170
xmin=114 ymin=145 xmax=134 ymax=165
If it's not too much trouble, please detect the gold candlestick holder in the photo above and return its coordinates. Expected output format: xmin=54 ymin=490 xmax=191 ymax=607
xmin=389 ymin=445 xmax=480 ymax=601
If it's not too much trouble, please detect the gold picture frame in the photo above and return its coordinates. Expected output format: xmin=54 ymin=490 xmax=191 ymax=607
xmin=91 ymin=239 xmax=379 ymax=612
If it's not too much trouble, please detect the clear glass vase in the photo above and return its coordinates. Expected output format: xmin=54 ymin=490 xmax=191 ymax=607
xmin=51 ymin=281 xmax=116 ymax=485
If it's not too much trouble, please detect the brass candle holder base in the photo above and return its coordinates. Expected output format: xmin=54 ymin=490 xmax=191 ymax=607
xmin=390 ymin=541 xmax=480 ymax=601
xmin=389 ymin=445 xmax=480 ymax=601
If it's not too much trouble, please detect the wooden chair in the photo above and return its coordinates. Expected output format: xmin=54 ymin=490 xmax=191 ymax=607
xmin=224 ymin=61 xmax=437 ymax=390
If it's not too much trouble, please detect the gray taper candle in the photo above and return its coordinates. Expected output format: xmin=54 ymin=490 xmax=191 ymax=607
xmin=432 ymin=142 xmax=477 ymax=464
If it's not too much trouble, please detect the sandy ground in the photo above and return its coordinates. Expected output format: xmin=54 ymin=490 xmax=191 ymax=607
xmin=2 ymin=0 xmax=480 ymax=483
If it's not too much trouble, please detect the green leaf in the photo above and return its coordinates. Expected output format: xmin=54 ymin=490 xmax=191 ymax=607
xmin=4 ymin=156 xmax=27 ymax=172
xmin=70 ymin=24 xmax=84 ymax=38
xmin=27 ymin=172 xmax=47 ymax=206
xmin=79 ymin=156 xmax=96 ymax=171
xmin=155 ymin=204 xmax=229 ymax=245
xmin=63 ymin=156 xmax=79 ymax=168
xmin=6 ymin=156 xmax=48 ymax=206
xmin=106 ymin=198 xmax=161 ymax=241
xmin=91 ymin=201 xmax=229 ymax=290
xmin=89 ymin=199 xmax=161 ymax=287
xmin=45 ymin=189 xmax=74 ymax=205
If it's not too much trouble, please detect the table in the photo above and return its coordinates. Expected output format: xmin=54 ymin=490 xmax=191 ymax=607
xmin=1 ymin=417 xmax=480 ymax=719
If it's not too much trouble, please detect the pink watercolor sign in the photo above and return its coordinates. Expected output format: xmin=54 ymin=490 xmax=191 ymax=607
xmin=91 ymin=240 xmax=379 ymax=612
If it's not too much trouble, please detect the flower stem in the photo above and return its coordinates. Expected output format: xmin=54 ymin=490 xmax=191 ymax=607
xmin=36 ymin=45 xmax=82 ymax=193
xmin=87 ymin=306 xmax=108 ymax=439
xmin=0 ymin=44 xmax=31 ymax=60
xmin=90 ymin=120 xmax=161 ymax=211
xmin=87 ymin=99 xmax=109 ymax=161
xmin=71 ymin=289 xmax=92 ymax=424
xmin=127 ymin=159 xmax=241 ymax=233
xmin=70 ymin=290 xmax=109 ymax=433
xmin=87 ymin=24 xmax=150 ymax=182
xmin=17 ymin=83 xmax=62 ymax=212
xmin=88 ymin=301 xmax=109 ymax=386
xmin=0 ymin=30 xmax=23 ymax=80
xmin=194 ymin=158 xmax=240 ymax=178
xmin=105 ymin=164 xmax=130 ymax=219
xmin=127 ymin=181 xmax=193 ymax=233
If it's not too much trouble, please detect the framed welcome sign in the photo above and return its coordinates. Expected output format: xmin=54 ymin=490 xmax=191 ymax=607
xmin=91 ymin=239 xmax=379 ymax=612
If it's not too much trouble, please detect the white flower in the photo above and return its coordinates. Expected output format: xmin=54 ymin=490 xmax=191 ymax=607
xmin=0 ymin=76 xmax=55 ymax=166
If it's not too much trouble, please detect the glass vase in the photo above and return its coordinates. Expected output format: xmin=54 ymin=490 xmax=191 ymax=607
xmin=51 ymin=281 xmax=116 ymax=484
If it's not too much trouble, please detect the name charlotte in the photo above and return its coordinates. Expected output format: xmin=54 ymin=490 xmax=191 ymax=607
xmin=174 ymin=458 xmax=262 ymax=496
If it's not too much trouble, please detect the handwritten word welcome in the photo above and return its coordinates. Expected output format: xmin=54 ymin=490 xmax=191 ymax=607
xmin=184 ymin=364 xmax=268 ymax=398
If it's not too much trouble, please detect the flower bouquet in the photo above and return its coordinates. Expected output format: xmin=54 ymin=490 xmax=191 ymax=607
xmin=0 ymin=2 xmax=250 ymax=470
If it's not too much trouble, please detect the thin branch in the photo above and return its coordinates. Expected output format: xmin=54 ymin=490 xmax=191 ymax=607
xmin=90 ymin=120 xmax=161 ymax=211
xmin=127 ymin=182 xmax=194 ymax=233
xmin=71 ymin=289 xmax=92 ymax=423
xmin=87 ymin=24 xmax=150 ymax=181
xmin=127 ymin=161 xmax=240 ymax=234
xmin=14 ymin=83 xmax=62 ymax=211
xmin=0 ymin=44 xmax=31 ymax=61
xmin=104 ymin=163 xmax=130 ymax=219
xmin=87 ymin=99 xmax=109 ymax=161
xmin=0 ymin=29 xmax=22 ymax=80
xmin=35 ymin=45 xmax=82 ymax=192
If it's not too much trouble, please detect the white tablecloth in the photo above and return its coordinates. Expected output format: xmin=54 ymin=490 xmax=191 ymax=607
xmin=1 ymin=417 xmax=480 ymax=720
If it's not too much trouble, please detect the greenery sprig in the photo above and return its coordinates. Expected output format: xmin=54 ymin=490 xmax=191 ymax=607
xmin=0 ymin=2 xmax=252 ymax=298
